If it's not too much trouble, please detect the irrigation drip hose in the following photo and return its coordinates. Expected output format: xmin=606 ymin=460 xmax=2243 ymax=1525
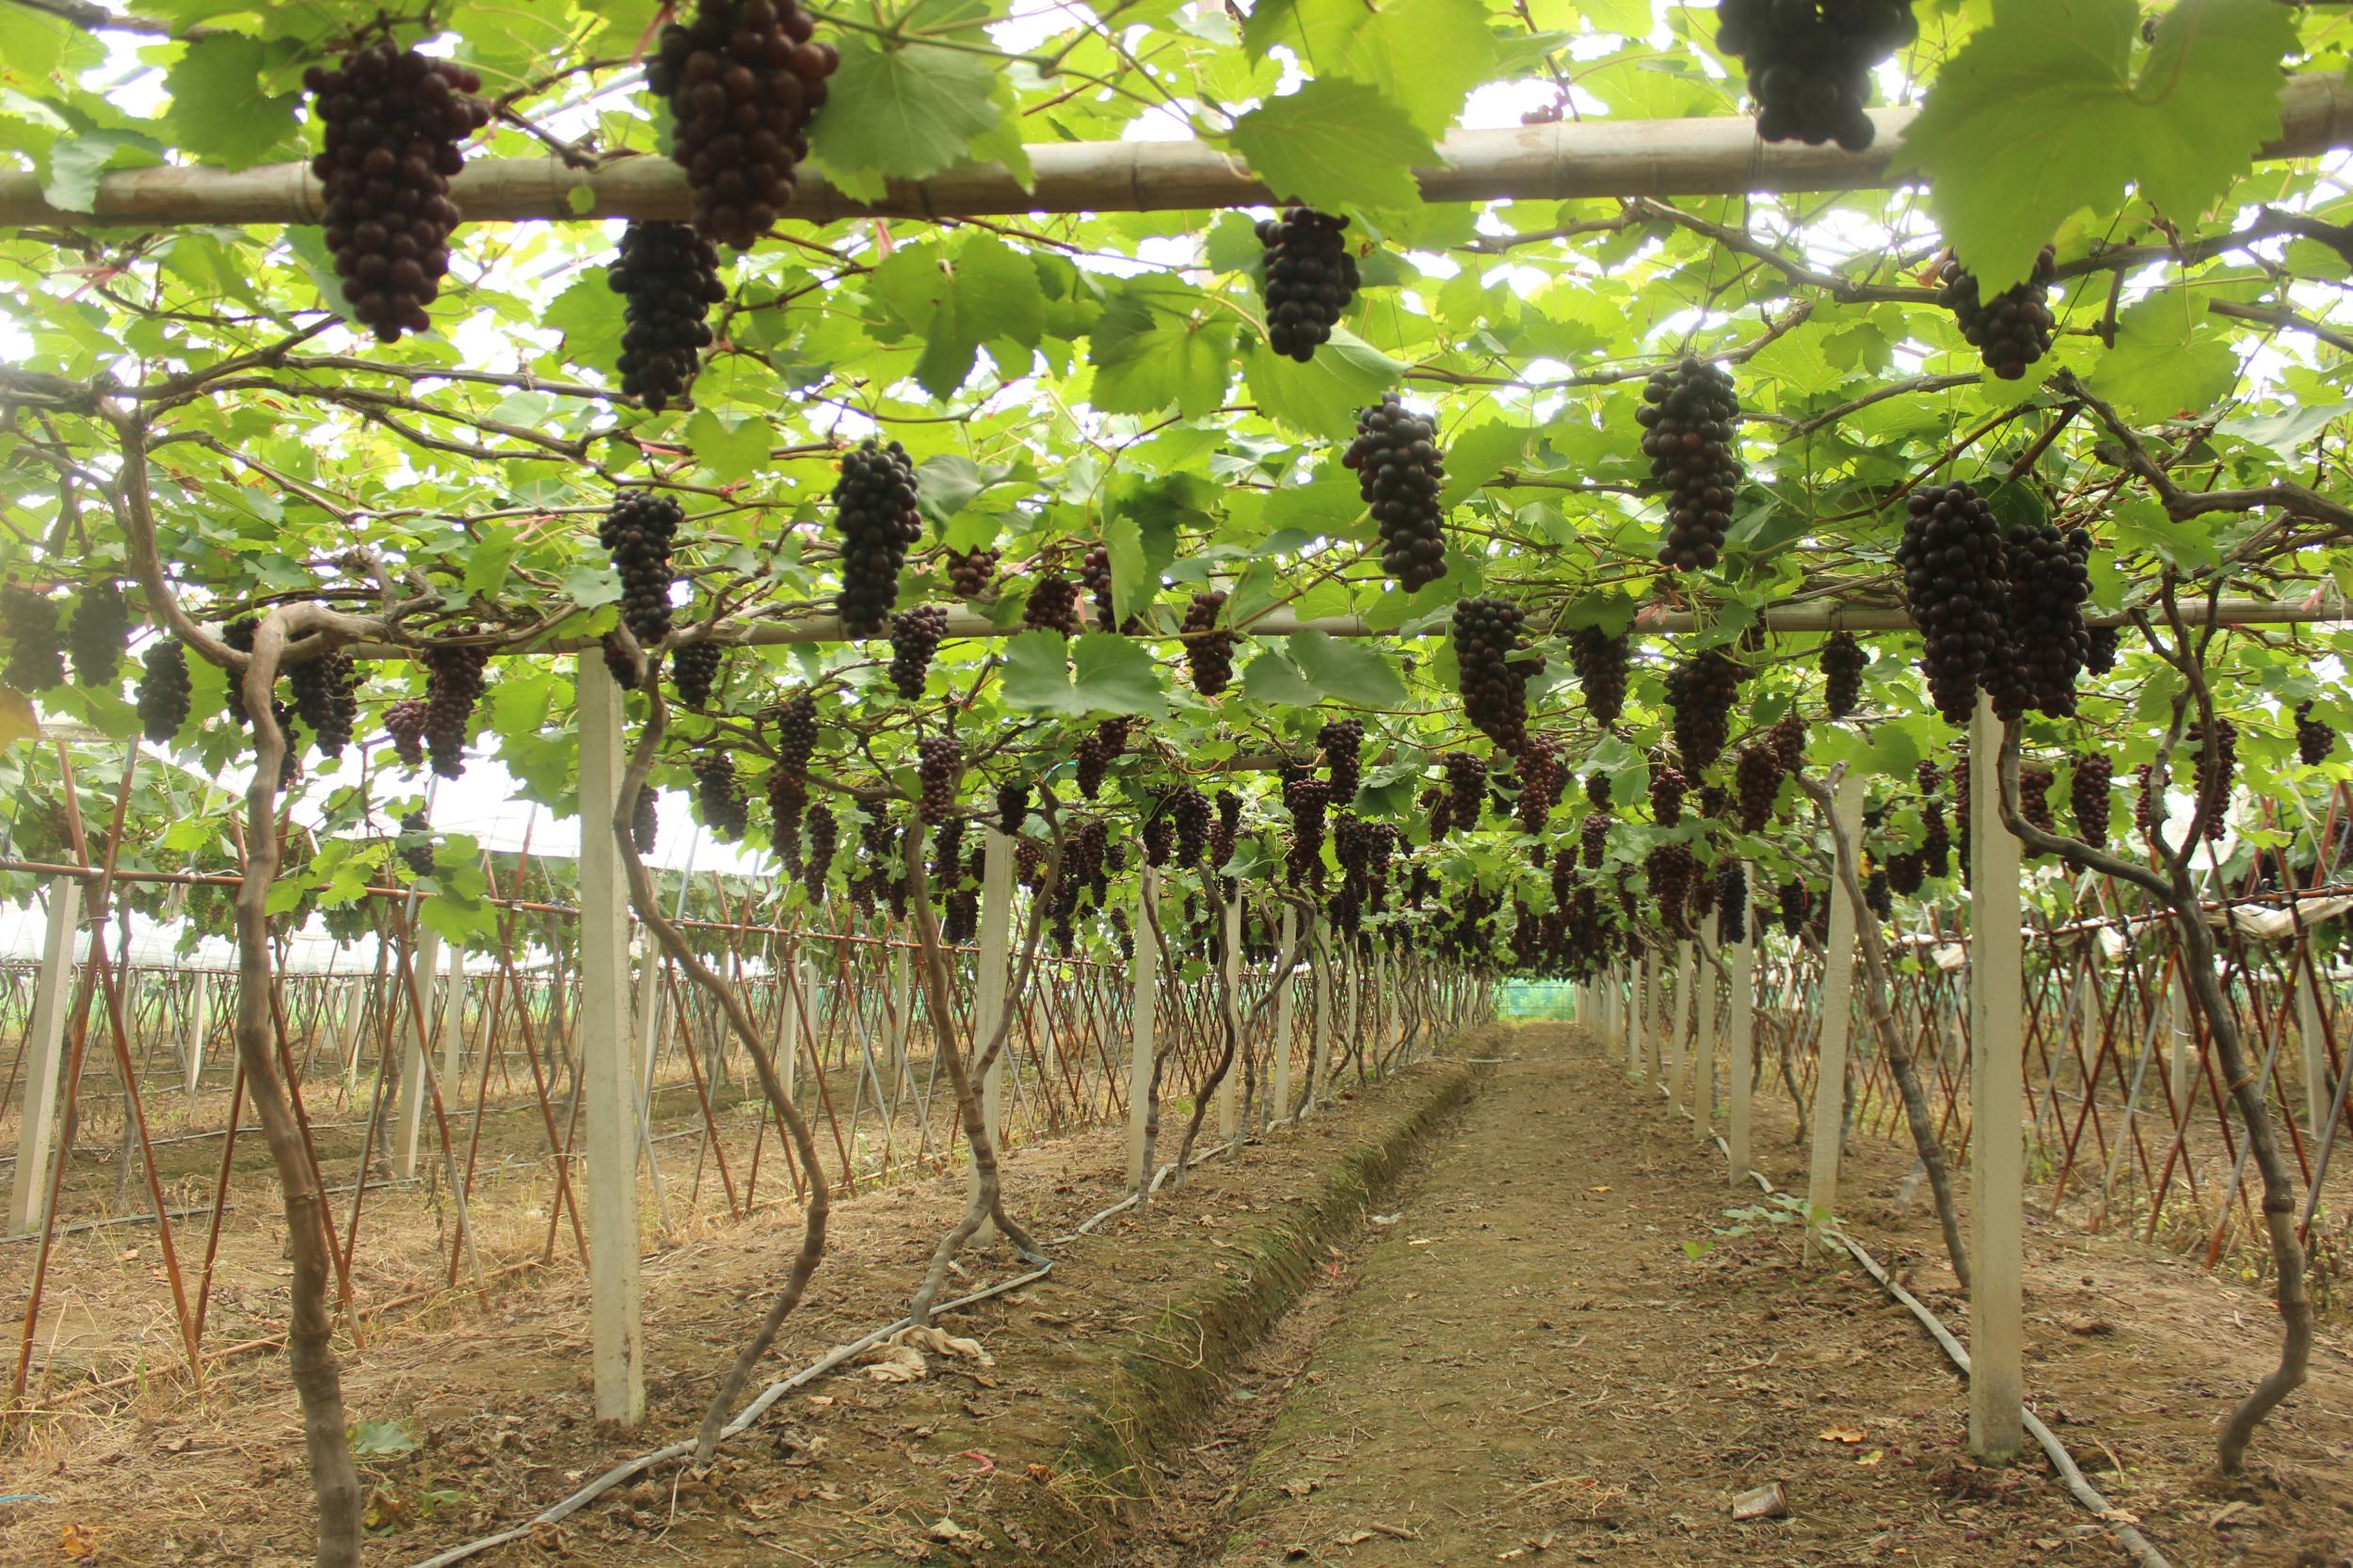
xmin=403 ymin=1263 xmax=1053 ymax=1568
xmin=1705 ymin=1128 xmax=2171 ymax=1568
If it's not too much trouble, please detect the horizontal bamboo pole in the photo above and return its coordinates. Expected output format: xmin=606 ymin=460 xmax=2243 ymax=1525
xmin=7 ymin=73 xmax=2349 ymax=230
xmin=325 ymin=596 xmax=2351 ymax=663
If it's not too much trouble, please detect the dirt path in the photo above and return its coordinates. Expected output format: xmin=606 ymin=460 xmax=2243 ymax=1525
xmin=1171 ymin=1024 xmax=2353 ymax=1568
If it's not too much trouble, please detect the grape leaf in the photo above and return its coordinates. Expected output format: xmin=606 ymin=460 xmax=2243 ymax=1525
xmin=1227 ymin=79 xmax=1434 ymax=215
xmin=1088 ymin=278 xmax=1238 ymax=418
xmin=2087 ymin=290 xmax=2239 ymax=423
xmin=806 ymin=36 xmax=1005 ymax=200
xmin=1243 ymin=328 xmax=1403 ymax=440
xmin=1902 ymin=0 xmax=2297 ymax=292
xmin=162 ymin=36 xmax=304 ymax=170
xmin=1246 ymin=0 xmax=1501 ymax=138
xmin=1290 ymin=629 xmax=1406 ymax=708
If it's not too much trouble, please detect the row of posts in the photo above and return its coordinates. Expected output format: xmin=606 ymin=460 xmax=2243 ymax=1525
xmin=1569 ymin=697 xmax=2027 ymax=1461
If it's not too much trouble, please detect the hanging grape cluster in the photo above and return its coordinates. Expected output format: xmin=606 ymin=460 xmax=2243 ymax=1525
xmin=917 ymin=734 xmax=961 ymax=823
xmin=804 ymin=803 xmax=837 ymax=901
xmin=384 ymin=697 xmax=427 ymax=767
xmin=672 ymin=640 xmax=725 ymax=706
xmin=1715 ymin=863 xmax=1748 ymax=943
xmin=1865 ymin=867 xmax=1893 ymax=920
xmin=136 ymin=641 xmax=191 ymax=744
xmin=399 ymin=812 xmax=436 ymax=879
xmin=1343 ymin=395 xmax=1448 ymax=592
xmin=1073 ymin=717 xmax=1130 ymax=800
xmin=887 ymin=605 xmax=947 ymax=700
xmin=1451 ymin=597 xmax=1539 ymax=755
xmin=1885 ymin=849 xmax=1925 ymax=897
xmin=633 ymin=789 xmax=658 ymax=856
xmin=1441 ymin=751 xmax=1487 ymax=838
xmin=1257 ymin=208 xmax=1360 ymax=362
xmin=289 ymin=648 xmax=360 ymax=757
xmin=1716 ymin=0 xmax=1916 ymax=150
xmin=609 ymin=221 xmax=726 ymax=410
xmin=1585 ymin=772 xmax=1611 ymax=810
xmin=1183 ymin=591 xmax=1235 ymax=696
xmin=1079 ymin=544 xmax=1119 ymax=632
xmin=1937 ymin=247 xmax=2058 ymax=381
xmin=1897 ymin=482 xmax=2007 ymax=723
xmin=1516 ymin=737 xmax=1566 ymax=836
xmin=1779 ymin=878 xmax=1809 ymax=938
xmin=1023 ymin=573 xmax=1082 ymax=638
xmin=1993 ymin=523 xmax=2090 ymax=720
xmin=602 ymin=490 xmax=684 ymax=652
xmin=68 ymin=581 xmax=129 ymax=688
xmin=304 ymin=40 xmax=489 ymax=343
xmin=2070 ymin=754 xmax=2114 ymax=849
xmin=1639 ymin=359 xmax=1744 ymax=572
xmin=1734 ymin=743 xmax=1782 ymax=831
xmin=1172 ymin=785 xmax=1211 ymax=865
xmin=833 ymin=440 xmax=922 ymax=636
xmin=1318 ymin=718 xmax=1364 ymax=803
xmin=648 ymin=0 xmax=837 ymax=250
xmin=1560 ymin=627 xmax=1626 ymax=730
xmin=2134 ymin=763 xmax=2160 ymax=845
xmin=2185 ymin=717 xmax=2236 ymax=840
xmin=693 ymin=753 xmax=747 ymax=840
xmin=1649 ymin=757 xmax=1688 ymax=829
xmin=944 ymin=546 xmax=1000 ymax=600
xmin=1284 ymin=774 xmax=1329 ymax=888
xmin=3 ymin=582 xmax=63 ymax=693
xmin=1665 ymin=648 xmax=1743 ymax=772
xmin=1820 ymin=631 xmax=1866 ymax=718
xmin=2297 ymin=701 xmax=2337 ymax=766
xmin=2085 ymin=625 xmax=2121 ymax=676
xmin=418 ymin=641 xmax=487 ymax=778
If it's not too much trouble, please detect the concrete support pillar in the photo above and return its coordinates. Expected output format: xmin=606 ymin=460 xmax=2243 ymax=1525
xmin=1967 ymin=693 xmax=2025 ymax=1463
xmin=8 ymin=878 xmax=83 ymax=1238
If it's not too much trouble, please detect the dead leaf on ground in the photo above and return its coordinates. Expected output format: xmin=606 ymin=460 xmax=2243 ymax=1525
xmin=1817 ymin=1425 xmax=1866 ymax=1444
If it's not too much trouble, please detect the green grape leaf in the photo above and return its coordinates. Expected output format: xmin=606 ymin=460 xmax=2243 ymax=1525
xmin=1227 ymin=79 xmax=1435 ymax=215
xmin=2087 ymin=290 xmax=2240 ymax=422
xmin=1088 ymin=278 xmax=1238 ymax=417
xmin=1902 ymin=0 xmax=2297 ymax=291
xmin=806 ymin=36 xmax=1005 ymax=200
xmin=162 ymin=35 xmax=304 ymax=170
xmin=1289 ymin=629 xmax=1406 ymax=708
xmin=1243 ymin=328 xmax=1405 ymax=440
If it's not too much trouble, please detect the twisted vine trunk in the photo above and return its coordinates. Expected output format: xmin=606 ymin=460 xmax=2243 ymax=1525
xmin=1174 ymin=893 xmax=1304 ymax=1177
xmin=903 ymin=829 xmax=1047 ymax=1326
xmin=2172 ymin=869 xmax=2312 ymax=1470
xmin=609 ymin=677 xmax=831 ymax=1466
xmin=238 ymin=615 xmax=363 ymax=1568
xmin=1994 ymin=720 xmax=2309 ymax=1472
xmin=1800 ymin=771 xmax=1971 ymax=1290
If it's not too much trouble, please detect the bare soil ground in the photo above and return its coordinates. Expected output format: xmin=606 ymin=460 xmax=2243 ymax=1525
xmin=1169 ymin=1027 xmax=2353 ymax=1568
xmin=4 ymin=1023 xmax=2348 ymax=1568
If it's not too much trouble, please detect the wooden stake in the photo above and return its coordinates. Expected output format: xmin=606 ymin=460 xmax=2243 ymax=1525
xmin=576 ymin=653 xmax=644 ymax=1426
xmin=972 ymin=830 xmax=1016 ymax=1228
xmin=1694 ymin=910 xmax=1719 ymax=1134
xmin=1309 ymin=917 xmax=1333 ymax=1115
xmin=1968 ymin=693 xmax=2025 ymax=1462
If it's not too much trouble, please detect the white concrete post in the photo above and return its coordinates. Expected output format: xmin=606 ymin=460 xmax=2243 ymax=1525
xmin=576 ymin=652 xmax=644 ymax=1425
xmin=1629 ymin=952 xmax=1650 ymax=1080
xmin=2297 ymin=936 xmax=2330 ymax=1139
xmin=440 ymin=942 xmax=467 ymax=1089
xmin=1726 ymin=868 xmax=1757 ymax=1187
xmin=1694 ymin=908 xmax=1720 ymax=1134
xmin=1805 ymin=772 xmax=1865 ymax=1257
xmin=1218 ymin=893 xmax=1242 ymax=1148
xmin=1272 ymin=904 xmax=1299 ymax=1121
xmin=973 ymin=830 xmax=1016 ymax=1189
xmin=8 ymin=878 xmax=84 ymax=1238
xmin=1125 ymin=867 xmax=1160 ymax=1192
xmin=184 ymin=970 xmax=211 ymax=1098
xmin=2169 ymin=945 xmax=2194 ymax=1112
xmin=777 ymin=952 xmax=805 ymax=1103
xmin=1967 ymin=693 xmax=2025 ymax=1462
xmin=1668 ymin=938 xmax=1695 ymax=1110
xmin=337 ymin=976 xmax=367 ymax=1097
xmin=1309 ymin=919 xmax=1333 ymax=1114
xmin=394 ymin=923 xmax=442 ymax=1182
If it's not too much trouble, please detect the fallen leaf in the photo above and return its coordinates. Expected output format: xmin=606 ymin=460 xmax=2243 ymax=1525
xmin=1817 ymin=1425 xmax=1866 ymax=1444
xmin=1588 ymin=1185 xmax=1611 ymax=1193
xmin=1858 ymin=1449 xmax=1884 ymax=1466
xmin=930 ymin=1517 xmax=979 ymax=1543
xmin=59 ymin=1523 xmax=97 ymax=1562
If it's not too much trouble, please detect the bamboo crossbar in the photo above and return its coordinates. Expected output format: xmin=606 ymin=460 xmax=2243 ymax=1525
xmin=5 ymin=73 xmax=2348 ymax=230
